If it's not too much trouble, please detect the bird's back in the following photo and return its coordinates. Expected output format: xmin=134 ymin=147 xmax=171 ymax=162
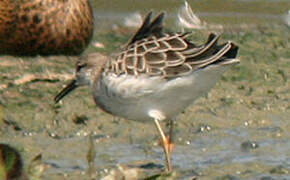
xmin=104 ymin=12 xmax=238 ymax=79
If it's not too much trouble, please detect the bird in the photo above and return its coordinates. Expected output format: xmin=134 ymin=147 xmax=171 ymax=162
xmin=54 ymin=12 xmax=240 ymax=172
xmin=0 ymin=0 xmax=93 ymax=56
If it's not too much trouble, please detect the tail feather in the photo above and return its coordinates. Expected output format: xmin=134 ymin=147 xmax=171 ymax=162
xmin=126 ymin=12 xmax=165 ymax=46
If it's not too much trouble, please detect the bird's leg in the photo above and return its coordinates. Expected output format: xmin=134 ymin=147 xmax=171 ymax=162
xmin=167 ymin=119 xmax=175 ymax=159
xmin=149 ymin=110 xmax=174 ymax=172
xmin=153 ymin=118 xmax=172 ymax=172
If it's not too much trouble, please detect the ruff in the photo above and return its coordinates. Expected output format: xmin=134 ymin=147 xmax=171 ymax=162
xmin=55 ymin=12 xmax=240 ymax=172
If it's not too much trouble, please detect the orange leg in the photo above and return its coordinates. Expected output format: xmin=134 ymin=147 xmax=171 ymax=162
xmin=167 ymin=119 xmax=175 ymax=157
xmin=154 ymin=119 xmax=175 ymax=172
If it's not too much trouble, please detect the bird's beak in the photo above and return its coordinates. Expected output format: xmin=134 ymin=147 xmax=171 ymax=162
xmin=54 ymin=80 xmax=78 ymax=103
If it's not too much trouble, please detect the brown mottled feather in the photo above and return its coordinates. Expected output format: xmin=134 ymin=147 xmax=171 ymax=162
xmin=0 ymin=0 xmax=93 ymax=56
xmin=105 ymin=13 xmax=238 ymax=79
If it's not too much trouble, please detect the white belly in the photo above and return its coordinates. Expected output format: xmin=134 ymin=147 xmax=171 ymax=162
xmin=93 ymin=64 xmax=231 ymax=122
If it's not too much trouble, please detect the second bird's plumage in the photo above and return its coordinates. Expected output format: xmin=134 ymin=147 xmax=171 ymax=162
xmin=0 ymin=0 xmax=93 ymax=56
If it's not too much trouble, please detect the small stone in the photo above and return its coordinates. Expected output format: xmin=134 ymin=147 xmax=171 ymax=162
xmin=241 ymin=140 xmax=259 ymax=151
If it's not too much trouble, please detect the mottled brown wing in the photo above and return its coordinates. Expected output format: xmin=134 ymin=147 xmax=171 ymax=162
xmin=106 ymin=32 xmax=238 ymax=78
xmin=105 ymin=12 xmax=238 ymax=78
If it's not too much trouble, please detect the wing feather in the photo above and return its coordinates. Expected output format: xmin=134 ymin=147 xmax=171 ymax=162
xmin=105 ymin=13 xmax=239 ymax=79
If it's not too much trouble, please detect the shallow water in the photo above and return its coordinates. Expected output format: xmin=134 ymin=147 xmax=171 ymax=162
xmin=0 ymin=0 xmax=289 ymax=179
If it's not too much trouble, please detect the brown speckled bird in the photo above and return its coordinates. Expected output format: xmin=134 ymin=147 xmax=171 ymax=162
xmin=0 ymin=0 xmax=93 ymax=56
